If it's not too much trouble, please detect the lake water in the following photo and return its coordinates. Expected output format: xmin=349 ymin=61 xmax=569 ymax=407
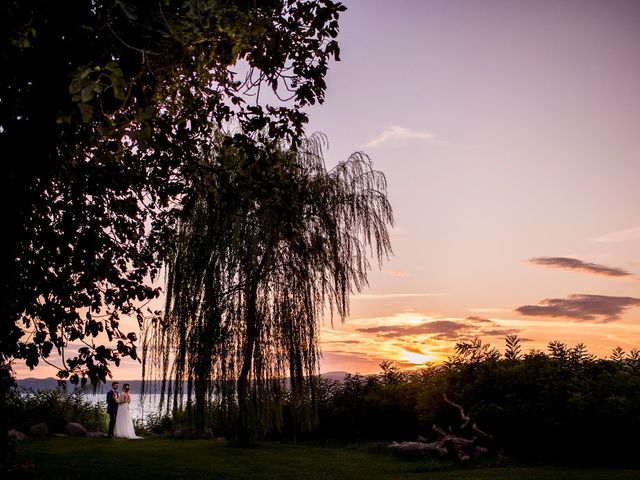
xmin=85 ymin=393 xmax=165 ymax=421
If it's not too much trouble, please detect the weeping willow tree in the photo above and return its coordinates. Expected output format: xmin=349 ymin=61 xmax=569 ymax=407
xmin=142 ymin=132 xmax=393 ymax=443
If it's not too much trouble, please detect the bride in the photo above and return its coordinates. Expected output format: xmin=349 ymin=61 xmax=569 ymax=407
xmin=113 ymin=383 xmax=142 ymax=439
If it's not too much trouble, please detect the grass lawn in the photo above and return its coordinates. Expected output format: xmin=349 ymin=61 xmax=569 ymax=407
xmin=10 ymin=437 xmax=640 ymax=480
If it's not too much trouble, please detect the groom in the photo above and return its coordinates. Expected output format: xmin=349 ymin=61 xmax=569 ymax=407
xmin=106 ymin=382 xmax=119 ymax=438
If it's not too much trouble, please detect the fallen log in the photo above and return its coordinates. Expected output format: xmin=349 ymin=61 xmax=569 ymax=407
xmin=389 ymin=395 xmax=497 ymax=462
xmin=389 ymin=440 xmax=448 ymax=457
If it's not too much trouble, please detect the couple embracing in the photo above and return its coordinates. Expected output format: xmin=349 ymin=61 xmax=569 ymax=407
xmin=106 ymin=382 xmax=142 ymax=439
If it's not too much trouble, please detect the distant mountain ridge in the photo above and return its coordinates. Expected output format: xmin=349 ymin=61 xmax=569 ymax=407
xmin=16 ymin=371 xmax=350 ymax=392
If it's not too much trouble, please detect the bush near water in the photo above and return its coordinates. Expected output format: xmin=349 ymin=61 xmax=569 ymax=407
xmin=7 ymin=388 xmax=107 ymax=434
xmin=307 ymin=340 xmax=640 ymax=465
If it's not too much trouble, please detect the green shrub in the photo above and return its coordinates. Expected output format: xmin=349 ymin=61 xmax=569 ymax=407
xmin=134 ymin=412 xmax=175 ymax=435
xmin=7 ymin=387 xmax=108 ymax=433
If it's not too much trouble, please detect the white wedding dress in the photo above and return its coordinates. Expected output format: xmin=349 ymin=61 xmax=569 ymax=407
xmin=114 ymin=392 xmax=142 ymax=439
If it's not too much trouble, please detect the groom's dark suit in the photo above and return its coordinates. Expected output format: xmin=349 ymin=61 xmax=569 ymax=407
xmin=106 ymin=389 xmax=119 ymax=437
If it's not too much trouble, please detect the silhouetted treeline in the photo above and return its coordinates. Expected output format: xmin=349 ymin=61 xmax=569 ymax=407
xmin=301 ymin=337 xmax=640 ymax=464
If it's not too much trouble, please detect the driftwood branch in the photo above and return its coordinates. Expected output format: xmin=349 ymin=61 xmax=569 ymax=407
xmin=443 ymin=393 xmax=472 ymax=429
xmin=443 ymin=393 xmax=495 ymax=443
xmin=389 ymin=396 xmax=497 ymax=462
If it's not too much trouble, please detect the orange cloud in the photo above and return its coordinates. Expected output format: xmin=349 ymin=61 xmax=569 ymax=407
xmin=383 ymin=269 xmax=411 ymax=277
xmin=356 ymin=318 xmax=520 ymax=340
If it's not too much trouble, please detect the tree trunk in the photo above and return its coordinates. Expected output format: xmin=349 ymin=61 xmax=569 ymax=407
xmin=236 ymin=280 xmax=259 ymax=446
xmin=0 ymin=362 xmax=15 ymax=472
xmin=236 ymin=339 xmax=254 ymax=445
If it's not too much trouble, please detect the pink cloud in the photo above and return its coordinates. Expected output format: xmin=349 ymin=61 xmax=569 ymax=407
xmin=529 ymin=257 xmax=632 ymax=278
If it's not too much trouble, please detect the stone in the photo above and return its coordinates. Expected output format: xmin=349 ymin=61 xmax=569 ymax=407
xmin=51 ymin=433 xmax=69 ymax=438
xmin=172 ymin=428 xmax=192 ymax=440
xmin=7 ymin=429 xmax=28 ymax=442
xmin=30 ymin=422 xmax=49 ymax=437
xmin=87 ymin=431 xmax=108 ymax=438
xmin=65 ymin=422 xmax=87 ymax=437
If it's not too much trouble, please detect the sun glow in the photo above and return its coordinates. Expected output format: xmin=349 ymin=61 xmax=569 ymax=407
xmin=401 ymin=351 xmax=437 ymax=365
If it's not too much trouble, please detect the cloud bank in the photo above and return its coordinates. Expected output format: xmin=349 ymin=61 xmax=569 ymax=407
xmin=353 ymin=293 xmax=447 ymax=300
xmin=528 ymin=256 xmax=632 ymax=278
xmin=589 ymin=226 xmax=640 ymax=243
xmin=516 ymin=294 xmax=640 ymax=323
xmin=361 ymin=126 xmax=440 ymax=148
xmin=356 ymin=316 xmax=519 ymax=340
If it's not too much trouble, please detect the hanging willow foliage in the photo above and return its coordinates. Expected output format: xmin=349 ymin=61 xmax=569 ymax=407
xmin=142 ymin=132 xmax=393 ymax=442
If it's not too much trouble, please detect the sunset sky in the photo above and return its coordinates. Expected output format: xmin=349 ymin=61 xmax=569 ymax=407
xmin=15 ymin=0 xmax=640 ymax=379
xmin=308 ymin=0 xmax=640 ymax=373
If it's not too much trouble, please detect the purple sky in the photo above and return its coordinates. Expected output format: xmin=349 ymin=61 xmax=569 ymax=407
xmin=306 ymin=0 xmax=640 ymax=372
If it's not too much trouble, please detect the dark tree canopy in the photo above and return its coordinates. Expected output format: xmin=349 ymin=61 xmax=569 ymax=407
xmin=0 ymin=0 xmax=346 ymax=384
xmin=143 ymin=133 xmax=393 ymax=442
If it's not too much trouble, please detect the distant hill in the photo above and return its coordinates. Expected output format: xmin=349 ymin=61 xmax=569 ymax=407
xmin=319 ymin=371 xmax=350 ymax=382
xmin=16 ymin=377 xmax=147 ymax=393
xmin=15 ymin=377 xmax=63 ymax=391
xmin=16 ymin=371 xmax=350 ymax=392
